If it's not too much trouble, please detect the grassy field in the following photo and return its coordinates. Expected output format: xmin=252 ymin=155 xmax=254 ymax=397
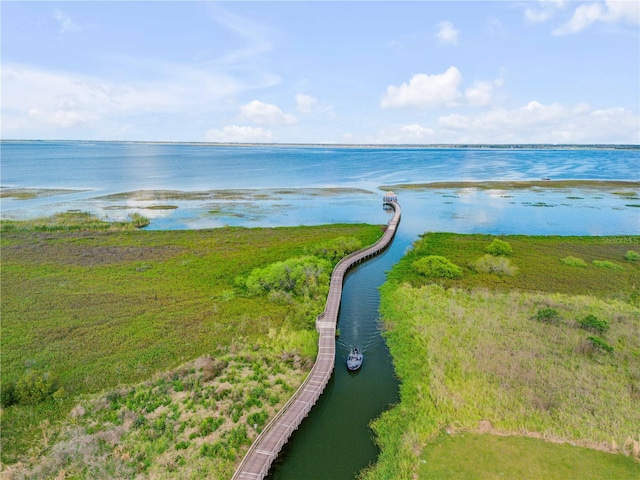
xmin=363 ymin=234 xmax=640 ymax=480
xmin=0 ymin=212 xmax=383 ymax=475
xmin=418 ymin=433 xmax=640 ymax=480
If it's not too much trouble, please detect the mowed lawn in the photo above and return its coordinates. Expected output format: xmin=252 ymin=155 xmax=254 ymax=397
xmin=1 ymin=218 xmax=383 ymax=464
xmin=363 ymin=233 xmax=640 ymax=480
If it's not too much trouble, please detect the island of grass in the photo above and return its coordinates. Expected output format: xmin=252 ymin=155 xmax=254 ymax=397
xmin=363 ymin=233 xmax=640 ymax=480
xmin=0 ymin=213 xmax=383 ymax=478
xmin=379 ymin=179 xmax=640 ymax=192
xmin=0 ymin=188 xmax=89 ymax=200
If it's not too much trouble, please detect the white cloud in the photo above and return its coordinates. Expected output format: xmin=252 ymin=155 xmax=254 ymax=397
xmin=438 ymin=101 xmax=639 ymax=143
xmin=436 ymin=21 xmax=459 ymax=45
xmin=381 ymin=67 xmax=502 ymax=109
xmin=1 ymin=62 xmax=241 ymax=136
xmin=54 ymin=9 xmax=79 ymax=34
xmin=240 ymin=100 xmax=298 ymax=125
xmin=465 ymin=79 xmax=504 ymax=107
xmin=523 ymin=0 xmax=568 ymax=24
xmin=553 ymin=2 xmax=606 ymax=34
xmin=381 ymin=67 xmax=463 ymax=109
xmin=295 ymin=94 xmax=317 ymax=113
xmin=205 ymin=125 xmax=274 ymax=143
xmin=553 ymin=0 xmax=639 ymax=35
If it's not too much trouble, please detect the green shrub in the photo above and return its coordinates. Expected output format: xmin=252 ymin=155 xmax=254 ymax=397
xmin=244 ymin=256 xmax=331 ymax=299
xmin=175 ymin=441 xmax=190 ymax=450
xmin=578 ymin=314 xmax=609 ymax=334
xmin=14 ymin=370 xmax=59 ymax=406
xmin=535 ymin=307 xmax=559 ymax=323
xmin=412 ymin=256 xmax=463 ymax=279
xmin=561 ymin=256 xmax=588 ymax=268
xmin=1 ymin=382 xmax=16 ymax=407
xmin=486 ymin=238 xmax=513 ymax=256
xmin=472 ymin=254 xmax=517 ymax=276
xmin=198 ymin=416 xmax=224 ymax=436
xmin=624 ymin=250 xmax=640 ymax=262
xmin=227 ymin=424 xmax=250 ymax=449
xmin=592 ymin=260 xmax=623 ymax=270
xmin=587 ymin=336 xmax=614 ymax=354
xmin=246 ymin=410 xmax=269 ymax=430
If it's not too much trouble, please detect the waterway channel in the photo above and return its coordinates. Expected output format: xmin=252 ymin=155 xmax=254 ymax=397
xmin=267 ymin=210 xmax=412 ymax=480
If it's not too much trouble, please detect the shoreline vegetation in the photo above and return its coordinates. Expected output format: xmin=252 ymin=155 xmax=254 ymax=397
xmin=0 ymin=214 xmax=383 ymax=478
xmin=364 ymin=233 xmax=640 ymax=480
xmin=2 ymin=208 xmax=640 ymax=478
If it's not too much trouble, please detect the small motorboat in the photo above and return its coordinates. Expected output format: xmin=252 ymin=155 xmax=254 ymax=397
xmin=346 ymin=347 xmax=363 ymax=371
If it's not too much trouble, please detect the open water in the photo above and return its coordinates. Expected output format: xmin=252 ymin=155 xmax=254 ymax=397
xmin=1 ymin=141 xmax=638 ymax=478
xmin=2 ymin=141 xmax=639 ymax=236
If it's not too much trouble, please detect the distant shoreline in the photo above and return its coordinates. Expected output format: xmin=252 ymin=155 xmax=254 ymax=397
xmin=1 ymin=139 xmax=638 ymax=150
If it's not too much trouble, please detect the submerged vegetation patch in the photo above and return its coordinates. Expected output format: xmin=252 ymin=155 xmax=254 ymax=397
xmin=95 ymin=187 xmax=375 ymax=203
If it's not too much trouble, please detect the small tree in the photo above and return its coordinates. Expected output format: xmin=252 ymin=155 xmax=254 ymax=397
xmin=624 ymin=250 xmax=640 ymax=262
xmin=486 ymin=238 xmax=513 ymax=256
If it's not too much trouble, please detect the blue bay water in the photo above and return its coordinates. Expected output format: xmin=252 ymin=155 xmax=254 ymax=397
xmin=1 ymin=141 xmax=639 ymax=236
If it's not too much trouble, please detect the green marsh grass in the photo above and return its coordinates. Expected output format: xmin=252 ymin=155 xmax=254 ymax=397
xmin=1 ymin=218 xmax=383 ymax=467
xmin=364 ymin=233 xmax=640 ymax=480
xmin=2 ymin=337 xmax=309 ymax=479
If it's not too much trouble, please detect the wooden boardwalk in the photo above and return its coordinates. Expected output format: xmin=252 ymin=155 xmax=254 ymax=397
xmin=232 ymin=201 xmax=401 ymax=480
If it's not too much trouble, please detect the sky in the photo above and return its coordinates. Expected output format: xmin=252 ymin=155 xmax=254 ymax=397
xmin=1 ymin=1 xmax=639 ymax=144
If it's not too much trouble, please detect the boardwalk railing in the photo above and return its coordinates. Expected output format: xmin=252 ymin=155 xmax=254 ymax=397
xmin=232 ymin=201 xmax=401 ymax=480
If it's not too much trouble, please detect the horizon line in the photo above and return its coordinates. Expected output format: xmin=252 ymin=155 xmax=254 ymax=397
xmin=2 ymin=139 xmax=639 ymax=149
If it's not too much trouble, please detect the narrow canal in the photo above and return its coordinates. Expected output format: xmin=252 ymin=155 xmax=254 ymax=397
xmin=267 ymin=211 xmax=411 ymax=479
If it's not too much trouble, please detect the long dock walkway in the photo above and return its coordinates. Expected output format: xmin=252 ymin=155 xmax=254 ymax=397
xmin=232 ymin=201 xmax=401 ymax=480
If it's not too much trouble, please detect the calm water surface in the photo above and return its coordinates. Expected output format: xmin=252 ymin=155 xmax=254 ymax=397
xmin=2 ymin=142 xmax=639 ymax=236
xmin=2 ymin=142 xmax=639 ymax=478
